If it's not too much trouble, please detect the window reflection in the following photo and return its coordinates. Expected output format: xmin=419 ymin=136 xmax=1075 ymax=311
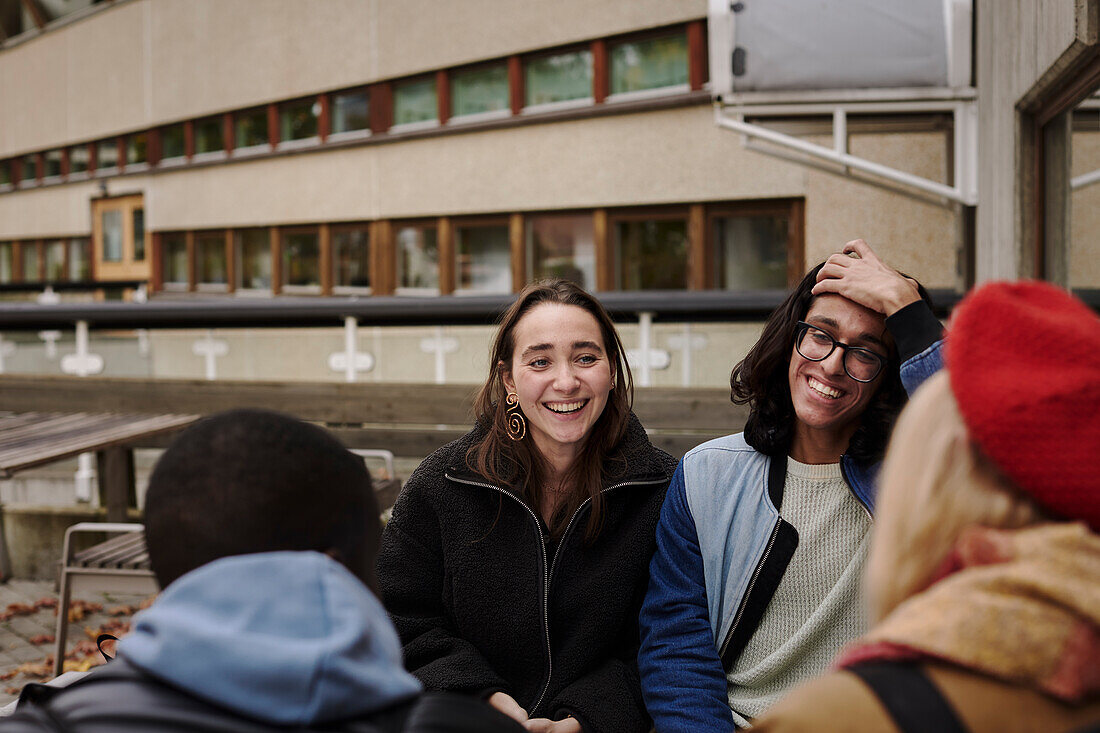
xmin=527 ymin=214 xmax=594 ymax=289
xmin=610 ymin=32 xmax=689 ymax=96
xmin=195 ymin=232 xmax=227 ymax=285
xmin=396 ymin=225 xmax=439 ymax=292
xmin=456 ymin=224 xmax=510 ymax=293
xmin=712 ymin=215 xmax=788 ymax=290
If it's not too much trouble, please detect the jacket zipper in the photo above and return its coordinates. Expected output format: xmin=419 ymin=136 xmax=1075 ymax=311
xmin=445 ymin=473 xmax=656 ymax=716
xmin=718 ymin=518 xmax=780 ymax=664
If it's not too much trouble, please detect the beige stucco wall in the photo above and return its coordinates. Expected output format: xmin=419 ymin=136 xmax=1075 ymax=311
xmin=2 ymin=104 xmax=961 ymax=289
xmin=976 ymin=0 xmax=1099 ymax=281
xmin=1070 ymin=128 xmax=1100 ymax=288
xmin=0 ymin=0 xmax=705 ymax=157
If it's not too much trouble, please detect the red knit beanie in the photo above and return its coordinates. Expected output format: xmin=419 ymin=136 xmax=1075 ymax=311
xmin=947 ymin=281 xmax=1100 ymax=531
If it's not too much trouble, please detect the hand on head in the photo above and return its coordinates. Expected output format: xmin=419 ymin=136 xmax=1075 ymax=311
xmin=812 ymin=239 xmax=921 ymax=317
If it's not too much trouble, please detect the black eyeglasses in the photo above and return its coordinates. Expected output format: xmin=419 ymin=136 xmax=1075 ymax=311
xmin=794 ymin=321 xmax=887 ymax=383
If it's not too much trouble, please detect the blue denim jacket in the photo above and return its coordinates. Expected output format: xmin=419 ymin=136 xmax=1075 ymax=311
xmin=638 ymin=339 xmax=944 ymax=733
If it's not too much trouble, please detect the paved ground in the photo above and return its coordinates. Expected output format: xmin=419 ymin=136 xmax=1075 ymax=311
xmin=0 ymin=579 xmax=151 ymax=706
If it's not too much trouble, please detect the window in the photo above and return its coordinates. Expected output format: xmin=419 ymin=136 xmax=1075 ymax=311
xmin=451 ymin=63 xmax=509 ymax=119
xmin=525 ymin=49 xmax=594 ymax=107
xmin=22 ymin=242 xmax=41 ymax=281
xmin=331 ymin=89 xmax=370 ymax=135
xmin=610 ymin=31 xmax=689 ymax=96
xmin=235 ymin=228 xmax=271 ymax=290
xmin=615 ymin=216 xmax=688 ymax=290
xmin=712 ymin=214 xmax=789 ymax=290
xmin=333 ymin=226 xmax=370 ymax=290
xmin=69 ymin=145 xmax=90 ymax=174
xmin=393 ymin=77 xmax=438 ymax=127
xmin=527 ymin=214 xmax=596 ymax=289
xmin=44 ymin=240 xmax=66 ymax=281
xmin=132 ymin=208 xmax=146 ymax=261
xmin=101 ymin=210 xmax=123 ymax=262
xmin=282 ymin=229 xmax=321 ymax=288
xmin=279 ymin=98 xmax=319 ymax=143
xmin=44 ymin=150 xmax=62 ymax=179
xmin=20 ymin=155 xmax=37 ymax=183
xmin=195 ymin=232 xmax=228 ymax=286
xmin=0 ymin=242 xmax=12 ymax=283
xmin=96 ymin=139 xmax=118 ymax=170
xmin=162 ymin=234 xmax=188 ymax=286
xmin=0 ymin=161 xmax=10 ymax=187
xmin=455 ymin=222 xmax=511 ymax=293
xmin=162 ymin=123 xmax=186 ymax=160
xmin=396 ymin=224 xmax=439 ymax=292
xmin=235 ymin=108 xmax=269 ymax=150
xmin=126 ymin=133 xmax=148 ymax=166
xmin=92 ymin=194 xmax=148 ymax=281
xmin=194 ymin=116 xmax=224 ymax=155
xmin=68 ymin=238 xmax=92 ymax=281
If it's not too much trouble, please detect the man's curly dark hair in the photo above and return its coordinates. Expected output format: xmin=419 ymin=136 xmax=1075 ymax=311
xmin=730 ymin=263 xmax=933 ymax=464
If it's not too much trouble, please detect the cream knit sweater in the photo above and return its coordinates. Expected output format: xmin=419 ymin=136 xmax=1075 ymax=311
xmin=727 ymin=457 xmax=871 ymax=727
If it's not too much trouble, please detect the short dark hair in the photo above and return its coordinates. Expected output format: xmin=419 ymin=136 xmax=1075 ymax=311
xmin=144 ymin=409 xmax=380 ymax=590
xmin=730 ymin=264 xmax=933 ymax=464
xmin=470 ymin=279 xmax=633 ymax=540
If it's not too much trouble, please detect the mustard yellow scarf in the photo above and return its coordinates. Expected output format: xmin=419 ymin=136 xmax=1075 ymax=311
xmin=837 ymin=523 xmax=1100 ymax=702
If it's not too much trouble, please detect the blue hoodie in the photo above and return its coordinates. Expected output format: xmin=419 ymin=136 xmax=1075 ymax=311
xmin=118 ymin=551 xmax=422 ymax=727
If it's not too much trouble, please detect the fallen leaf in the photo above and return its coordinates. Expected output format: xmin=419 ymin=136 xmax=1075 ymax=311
xmin=27 ymin=634 xmax=54 ymax=645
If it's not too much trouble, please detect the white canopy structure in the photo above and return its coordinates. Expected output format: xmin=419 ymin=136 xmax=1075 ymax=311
xmin=709 ymin=0 xmax=977 ymax=207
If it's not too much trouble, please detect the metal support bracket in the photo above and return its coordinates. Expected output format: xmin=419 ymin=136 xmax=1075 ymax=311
xmin=714 ymin=94 xmax=978 ymax=208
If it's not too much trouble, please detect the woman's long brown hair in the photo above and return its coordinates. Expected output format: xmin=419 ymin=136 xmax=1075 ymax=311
xmin=468 ymin=280 xmax=633 ymax=540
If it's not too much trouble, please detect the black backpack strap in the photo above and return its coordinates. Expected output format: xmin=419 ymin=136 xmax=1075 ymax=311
xmin=849 ymin=662 xmax=968 ymax=733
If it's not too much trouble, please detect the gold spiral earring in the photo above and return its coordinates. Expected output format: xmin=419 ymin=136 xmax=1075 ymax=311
xmin=505 ymin=392 xmax=527 ymax=441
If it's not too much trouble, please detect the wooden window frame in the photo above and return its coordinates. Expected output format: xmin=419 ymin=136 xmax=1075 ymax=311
xmin=1029 ymin=49 xmax=1100 ymax=282
xmin=92 ymin=194 xmax=149 ymax=283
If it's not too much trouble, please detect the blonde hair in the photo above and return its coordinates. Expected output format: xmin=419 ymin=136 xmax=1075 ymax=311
xmin=866 ymin=371 xmax=1048 ymax=621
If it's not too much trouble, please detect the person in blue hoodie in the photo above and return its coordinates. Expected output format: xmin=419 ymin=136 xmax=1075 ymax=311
xmin=638 ymin=240 xmax=945 ymax=732
xmin=1 ymin=409 xmax=525 ymax=733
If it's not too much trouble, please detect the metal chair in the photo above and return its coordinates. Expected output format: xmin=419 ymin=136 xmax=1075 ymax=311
xmin=53 ymin=522 xmax=157 ymax=676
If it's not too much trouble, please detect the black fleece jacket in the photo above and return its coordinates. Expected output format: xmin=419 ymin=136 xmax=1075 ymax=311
xmin=377 ymin=414 xmax=676 ymax=733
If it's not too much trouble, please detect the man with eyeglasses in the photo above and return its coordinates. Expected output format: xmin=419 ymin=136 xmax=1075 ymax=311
xmin=639 ymin=240 xmax=944 ymax=732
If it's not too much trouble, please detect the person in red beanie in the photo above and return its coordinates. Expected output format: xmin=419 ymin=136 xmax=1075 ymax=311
xmin=752 ymin=280 xmax=1100 ymax=733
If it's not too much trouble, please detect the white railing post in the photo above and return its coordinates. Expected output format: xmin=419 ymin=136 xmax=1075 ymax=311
xmin=59 ymin=320 xmax=104 ymax=504
xmin=192 ymin=330 xmax=228 ymax=381
xmin=420 ymin=326 xmax=458 ymax=384
xmin=327 ymin=316 xmax=375 ymax=382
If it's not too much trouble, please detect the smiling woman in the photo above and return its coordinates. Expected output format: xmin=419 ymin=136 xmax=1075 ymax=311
xmin=377 ymin=280 xmax=676 ymax=733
